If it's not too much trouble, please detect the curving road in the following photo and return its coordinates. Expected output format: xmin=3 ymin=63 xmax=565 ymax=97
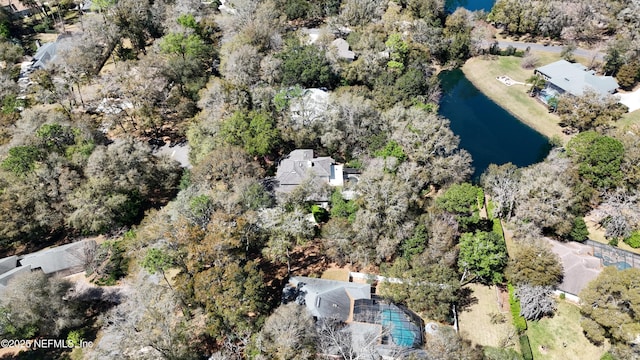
xmin=496 ymin=40 xmax=605 ymax=61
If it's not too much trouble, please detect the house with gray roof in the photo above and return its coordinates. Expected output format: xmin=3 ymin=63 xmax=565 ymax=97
xmin=284 ymin=276 xmax=424 ymax=352
xmin=19 ymin=239 xmax=96 ymax=276
xmin=30 ymin=35 xmax=76 ymax=70
xmin=288 ymin=276 xmax=371 ymax=321
xmin=0 ymin=239 xmax=96 ymax=292
xmin=274 ymin=149 xmax=346 ymax=194
xmin=534 ymin=60 xmax=619 ymax=104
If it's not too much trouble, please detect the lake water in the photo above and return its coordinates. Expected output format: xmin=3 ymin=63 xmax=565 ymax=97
xmin=438 ymin=69 xmax=551 ymax=178
xmin=446 ymin=0 xmax=495 ymax=12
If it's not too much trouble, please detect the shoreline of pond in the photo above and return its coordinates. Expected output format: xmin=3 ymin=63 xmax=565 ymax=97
xmin=460 ymin=57 xmax=570 ymax=143
xmin=438 ymin=68 xmax=551 ymax=178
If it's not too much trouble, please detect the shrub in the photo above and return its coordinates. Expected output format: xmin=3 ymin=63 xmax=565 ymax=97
xmin=87 ymin=241 xmax=129 ymax=286
xmin=490 ymin=312 xmax=507 ymax=324
xmin=569 ymin=217 xmax=589 ymax=242
xmin=623 ymin=231 xmax=640 ymax=248
xmin=492 ymin=218 xmax=504 ymax=239
xmin=476 ymin=188 xmax=485 ymax=213
xmin=508 ymin=284 xmax=527 ymax=332
xmin=521 ymin=53 xmax=539 ymax=69
xmin=600 ymin=353 xmax=615 ymax=360
xmin=311 ymin=204 xmax=329 ymax=223
xmin=559 ymin=292 xmax=566 ymax=300
xmin=519 ymin=335 xmax=533 ymax=360
xmin=67 ymin=329 xmax=84 ymax=347
xmin=608 ymin=238 xmax=619 ymax=247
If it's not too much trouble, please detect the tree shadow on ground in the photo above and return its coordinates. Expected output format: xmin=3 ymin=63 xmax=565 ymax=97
xmin=457 ymin=286 xmax=479 ymax=312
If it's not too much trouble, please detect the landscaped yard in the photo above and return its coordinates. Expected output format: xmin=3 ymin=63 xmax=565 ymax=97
xmin=527 ymin=301 xmax=608 ymax=360
xmin=462 ymin=52 xmax=569 ymax=142
xmin=462 ymin=52 xmax=640 ymax=142
xmin=458 ymin=284 xmax=518 ymax=350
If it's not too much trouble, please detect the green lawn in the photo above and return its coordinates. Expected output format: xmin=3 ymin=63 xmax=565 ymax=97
xmin=527 ymin=301 xmax=608 ymax=360
xmin=619 ymin=109 xmax=640 ymax=130
xmin=462 ymin=53 xmax=570 ymax=143
xmin=462 ymin=53 xmax=640 ymax=139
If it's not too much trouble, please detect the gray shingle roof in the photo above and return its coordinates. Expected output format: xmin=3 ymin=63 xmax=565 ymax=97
xmin=289 ymin=276 xmax=371 ymax=321
xmin=536 ymin=60 xmax=618 ymax=97
xmin=0 ymin=255 xmax=18 ymax=276
xmin=275 ymin=150 xmax=335 ymax=192
xmin=32 ymin=35 xmax=76 ymax=70
xmin=32 ymin=42 xmax=59 ymax=69
xmin=19 ymin=239 xmax=96 ymax=275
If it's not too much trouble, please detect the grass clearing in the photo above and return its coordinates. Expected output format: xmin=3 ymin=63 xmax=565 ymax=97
xmin=459 ymin=284 xmax=518 ymax=350
xmin=585 ymin=214 xmax=640 ymax=255
xmin=462 ymin=53 xmax=640 ymax=138
xmin=461 ymin=53 xmax=570 ymax=143
xmin=527 ymin=301 xmax=608 ymax=360
xmin=321 ymin=267 xmax=350 ymax=281
xmin=619 ymin=109 xmax=640 ymax=130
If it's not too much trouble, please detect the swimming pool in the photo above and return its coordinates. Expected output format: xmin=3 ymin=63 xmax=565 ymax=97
xmin=379 ymin=308 xmax=418 ymax=347
xmin=594 ymin=253 xmax=632 ymax=270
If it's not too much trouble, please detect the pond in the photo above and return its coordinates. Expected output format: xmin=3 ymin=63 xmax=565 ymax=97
xmin=446 ymin=0 xmax=495 ymax=12
xmin=438 ymin=69 xmax=551 ymax=179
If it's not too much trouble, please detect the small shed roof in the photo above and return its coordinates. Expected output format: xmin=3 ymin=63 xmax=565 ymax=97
xmin=32 ymin=35 xmax=75 ymax=70
xmin=536 ymin=60 xmax=618 ymax=97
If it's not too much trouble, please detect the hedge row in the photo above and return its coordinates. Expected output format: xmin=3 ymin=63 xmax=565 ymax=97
xmin=624 ymin=231 xmax=640 ymax=248
xmin=519 ymin=334 xmax=533 ymax=360
xmin=508 ymin=284 xmax=527 ymax=332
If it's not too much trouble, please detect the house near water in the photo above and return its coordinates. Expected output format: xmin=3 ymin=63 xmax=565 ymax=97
xmin=534 ymin=60 xmax=619 ymax=106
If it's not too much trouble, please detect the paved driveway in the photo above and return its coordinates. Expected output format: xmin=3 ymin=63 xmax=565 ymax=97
xmin=496 ymin=41 xmax=604 ymax=61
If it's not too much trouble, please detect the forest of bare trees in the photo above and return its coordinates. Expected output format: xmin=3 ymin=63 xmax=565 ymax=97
xmin=1 ymin=0 xmax=640 ymax=359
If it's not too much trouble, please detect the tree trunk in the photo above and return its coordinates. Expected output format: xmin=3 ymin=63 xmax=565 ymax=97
xmin=286 ymin=247 xmax=291 ymax=276
xmin=76 ymin=82 xmax=84 ymax=108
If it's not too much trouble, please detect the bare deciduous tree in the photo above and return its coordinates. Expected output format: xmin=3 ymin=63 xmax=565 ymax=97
xmin=317 ymin=316 xmax=385 ymax=360
xmin=257 ymin=303 xmax=317 ymax=359
xmin=514 ymin=150 xmax=576 ymax=236
xmin=590 ymin=188 xmax=640 ymax=240
xmin=0 ymin=272 xmax=81 ymax=338
xmin=516 ymin=284 xmax=556 ymax=320
xmin=481 ymin=163 xmax=520 ymax=220
xmin=89 ymin=272 xmax=200 ymax=360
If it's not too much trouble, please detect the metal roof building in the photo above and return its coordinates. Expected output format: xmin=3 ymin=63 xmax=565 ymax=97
xmin=535 ymin=60 xmax=619 ymax=97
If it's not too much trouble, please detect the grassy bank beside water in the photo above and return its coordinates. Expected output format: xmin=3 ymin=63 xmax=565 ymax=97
xmin=461 ymin=53 xmax=569 ymax=143
xmin=461 ymin=53 xmax=640 ymax=143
